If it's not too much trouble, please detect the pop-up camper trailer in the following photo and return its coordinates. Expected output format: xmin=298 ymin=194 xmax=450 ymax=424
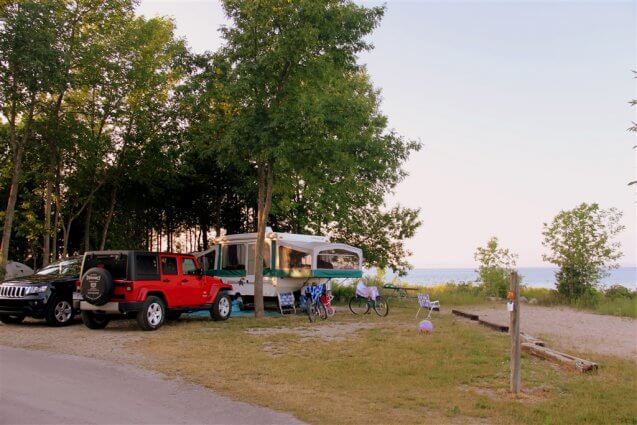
xmin=194 ymin=229 xmax=362 ymax=303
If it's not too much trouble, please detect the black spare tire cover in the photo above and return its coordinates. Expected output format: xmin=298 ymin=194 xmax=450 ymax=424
xmin=81 ymin=267 xmax=114 ymax=306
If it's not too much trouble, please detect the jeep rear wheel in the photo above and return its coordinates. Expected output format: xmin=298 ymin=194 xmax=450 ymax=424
xmin=137 ymin=296 xmax=165 ymax=331
xmin=81 ymin=311 xmax=110 ymax=329
xmin=45 ymin=296 xmax=74 ymax=326
xmin=211 ymin=293 xmax=232 ymax=321
xmin=0 ymin=314 xmax=25 ymax=324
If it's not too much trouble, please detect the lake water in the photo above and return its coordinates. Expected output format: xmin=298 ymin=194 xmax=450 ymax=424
xmin=377 ymin=267 xmax=637 ymax=290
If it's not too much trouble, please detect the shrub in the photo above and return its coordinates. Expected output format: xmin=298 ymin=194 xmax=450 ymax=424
xmin=474 ymin=237 xmax=517 ymax=298
xmin=604 ymin=285 xmax=635 ymax=299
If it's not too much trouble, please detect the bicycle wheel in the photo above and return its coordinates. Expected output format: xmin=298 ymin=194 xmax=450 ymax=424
xmin=315 ymin=302 xmax=327 ymax=320
xmin=373 ymin=296 xmax=389 ymax=317
xmin=325 ymin=305 xmax=336 ymax=317
xmin=348 ymin=296 xmax=370 ymax=315
xmin=307 ymin=300 xmax=317 ymax=323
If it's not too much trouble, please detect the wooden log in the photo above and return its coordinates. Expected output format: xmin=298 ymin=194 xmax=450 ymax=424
xmin=479 ymin=319 xmax=509 ymax=333
xmin=451 ymin=309 xmax=479 ymax=321
xmin=522 ymin=342 xmax=598 ymax=372
xmin=521 ymin=333 xmax=545 ymax=347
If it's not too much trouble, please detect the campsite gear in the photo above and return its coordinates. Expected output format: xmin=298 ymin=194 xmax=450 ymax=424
xmin=415 ymin=294 xmax=440 ymax=319
xmin=277 ymin=292 xmax=296 ymax=315
xmin=349 ymin=283 xmax=389 ymax=317
xmin=305 ymin=283 xmax=328 ymax=322
xmin=320 ymin=292 xmax=335 ymax=317
xmin=419 ymin=320 xmax=434 ymax=333
xmin=3 ymin=261 xmax=34 ymax=280
xmin=383 ymin=283 xmax=419 ymax=299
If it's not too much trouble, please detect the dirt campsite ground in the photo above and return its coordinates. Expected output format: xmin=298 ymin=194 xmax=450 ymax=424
xmin=462 ymin=304 xmax=637 ymax=360
xmin=1 ymin=303 xmax=636 ymax=424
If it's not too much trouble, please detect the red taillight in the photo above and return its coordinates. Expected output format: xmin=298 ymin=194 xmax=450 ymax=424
xmin=75 ymin=279 xmax=81 ymax=290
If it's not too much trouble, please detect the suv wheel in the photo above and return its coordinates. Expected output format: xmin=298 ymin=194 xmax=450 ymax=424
xmin=81 ymin=311 xmax=110 ymax=329
xmin=211 ymin=293 xmax=232 ymax=321
xmin=0 ymin=314 xmax=25 ymax=324
xmin=46 ymin=296 xmax=74 ymax=326
xmin=137 ymin=296 xmax=165 ymax=331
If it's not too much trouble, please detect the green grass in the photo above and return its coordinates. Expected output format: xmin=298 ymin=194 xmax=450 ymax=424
xmin=334 ymin=280 xmax=637 ymax=318
xmin=138 ymin=306 xmax=637 ymax=425
xmin=521 ymin=287 xmax=637 ymax=318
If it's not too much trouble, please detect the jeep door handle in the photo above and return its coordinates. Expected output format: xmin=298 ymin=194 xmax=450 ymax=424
xmin=181 ymin=279 xmax=188 ymax=283
xmin=162 ymin=279 xmax=170 ymax=283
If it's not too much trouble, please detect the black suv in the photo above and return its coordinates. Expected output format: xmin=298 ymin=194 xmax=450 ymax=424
xmin=0 ymin=258 xmax=81 ymax=326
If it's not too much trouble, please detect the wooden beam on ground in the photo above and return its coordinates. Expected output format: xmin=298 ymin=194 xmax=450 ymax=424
xmin=451 ymin=309 xmax=479 ymax=320
xmin=479 ymin=318 xmax=509 ymax=332
xmin=521 ymin=333 xmax=545 ymax=347
xmin=522 ymin=343 xmax=598 ymax=372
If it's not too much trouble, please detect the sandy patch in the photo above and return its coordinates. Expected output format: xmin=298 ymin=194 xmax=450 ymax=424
xmin=246 ymin=321 xmax=378 ymax=341
xmin=462 ymin=305 xmax=637 ymax=360
xmin=0 ymin=318 xmax=148 ymax=365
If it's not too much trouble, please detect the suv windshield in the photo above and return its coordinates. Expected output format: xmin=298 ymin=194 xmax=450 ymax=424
xmin=36 ymin=259 xmax=80 ymax=276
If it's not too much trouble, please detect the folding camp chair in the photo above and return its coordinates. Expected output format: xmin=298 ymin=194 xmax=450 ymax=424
xmin=415 ymin=294 xmax=440 ymax=319
xmin=277 ymin=292 xmax=296 ymax=315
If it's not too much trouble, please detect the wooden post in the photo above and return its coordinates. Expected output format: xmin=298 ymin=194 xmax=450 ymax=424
xmin=509 ymin=271 xmax=521 ymax=394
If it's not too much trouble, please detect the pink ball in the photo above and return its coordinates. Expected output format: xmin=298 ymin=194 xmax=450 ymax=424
xmin=419 ymin=320 xmax=434 ymax=333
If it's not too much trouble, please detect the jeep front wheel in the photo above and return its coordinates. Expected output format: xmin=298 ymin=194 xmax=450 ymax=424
xmin=211 ymin=293 xmax=232 ymax=321
xmin=81 ymin=311 xmax=110 ymax=329
xmin=137 ymin=296 xmax=165 ymax=331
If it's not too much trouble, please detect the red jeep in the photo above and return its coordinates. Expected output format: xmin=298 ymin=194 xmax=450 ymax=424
xmin=78 ymin=251 xmax=233 ymax=331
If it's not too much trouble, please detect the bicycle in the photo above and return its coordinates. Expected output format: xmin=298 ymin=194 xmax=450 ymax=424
xmin=320 ymin=292 xmax=335 ymax=317
xmin=348 ymin=285 xmax=389 ymax=317
xmin=305 ymin=284 xmax=328 ymax=323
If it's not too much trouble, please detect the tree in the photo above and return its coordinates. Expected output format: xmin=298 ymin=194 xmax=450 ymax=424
xmin=216 ymin=0 xmax=419 ymax=317
xmin=542 ymin=203 xmax=624 ymax=299
xmin=474 ymin=237 xmax=518 ymax=298
xmin=0 ymin=1 xmax=65 ymax=267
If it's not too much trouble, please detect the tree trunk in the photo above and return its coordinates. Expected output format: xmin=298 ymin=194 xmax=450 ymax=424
xmin=52 ymin=197 xmax=60 ymax=262
xmin=83 ymin=200 xmax=92 ymax=252
xmin=201 ymin=222 xmax=209 ymax=251
xmin=61 ymin=218 xmax=74 ymax=258
xmin=100 ymin=189 xmax=117 ymax=250
xmin=0 ymin=96 xmax=36 ymax=267
xmin=253 ymin=163 xmax=274 ymax=318
xmin=42 ymin=179 xmax=53 ymax=266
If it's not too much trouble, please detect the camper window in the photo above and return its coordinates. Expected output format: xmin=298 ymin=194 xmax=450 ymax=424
xmin=202 ymin=250 xmax=216 ymax=271
xmin=222 ymin=244 xmax=246 ymax=270
xmin=279 ymin=247 xmax=311 ymax=270
xmin=247 ymin=243 xmax=271 ymax=274
xmin=317 ymin=249 xmax=359 ymax=270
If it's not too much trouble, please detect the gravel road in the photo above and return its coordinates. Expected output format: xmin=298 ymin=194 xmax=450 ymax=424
xmin=0 ymin=345 xmax=303 ymax=425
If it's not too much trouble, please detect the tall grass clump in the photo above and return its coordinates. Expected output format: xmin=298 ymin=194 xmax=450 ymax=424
xmin=521 ymin=285 xmax=637 ymax=318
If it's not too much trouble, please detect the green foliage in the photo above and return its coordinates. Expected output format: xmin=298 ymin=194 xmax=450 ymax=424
xmin=474 ymin=237 xmax=517 ymax=298
xmin=542 ymin=203 xmax=624 ymax=300
xmin=216 ymin=0 xmax=421 ymax=275
xmin=520 ymin=285 xmax=637 ymax=318
xmin=0 ymin=0 xmax=420 ymax=278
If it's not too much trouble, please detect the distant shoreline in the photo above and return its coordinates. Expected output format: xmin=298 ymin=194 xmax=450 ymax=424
xmin=371 ymin=266 xmax=637 ymax=289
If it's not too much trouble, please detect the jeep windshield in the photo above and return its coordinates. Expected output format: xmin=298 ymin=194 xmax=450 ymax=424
xmin=36 ymin=258 xmax=80 ymax=276
xmin=83 ymin=253 xmax=128 ymax=280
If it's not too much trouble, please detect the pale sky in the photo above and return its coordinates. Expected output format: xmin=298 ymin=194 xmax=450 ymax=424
xmin=137 ymin=0 xmax=637 ymax=268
